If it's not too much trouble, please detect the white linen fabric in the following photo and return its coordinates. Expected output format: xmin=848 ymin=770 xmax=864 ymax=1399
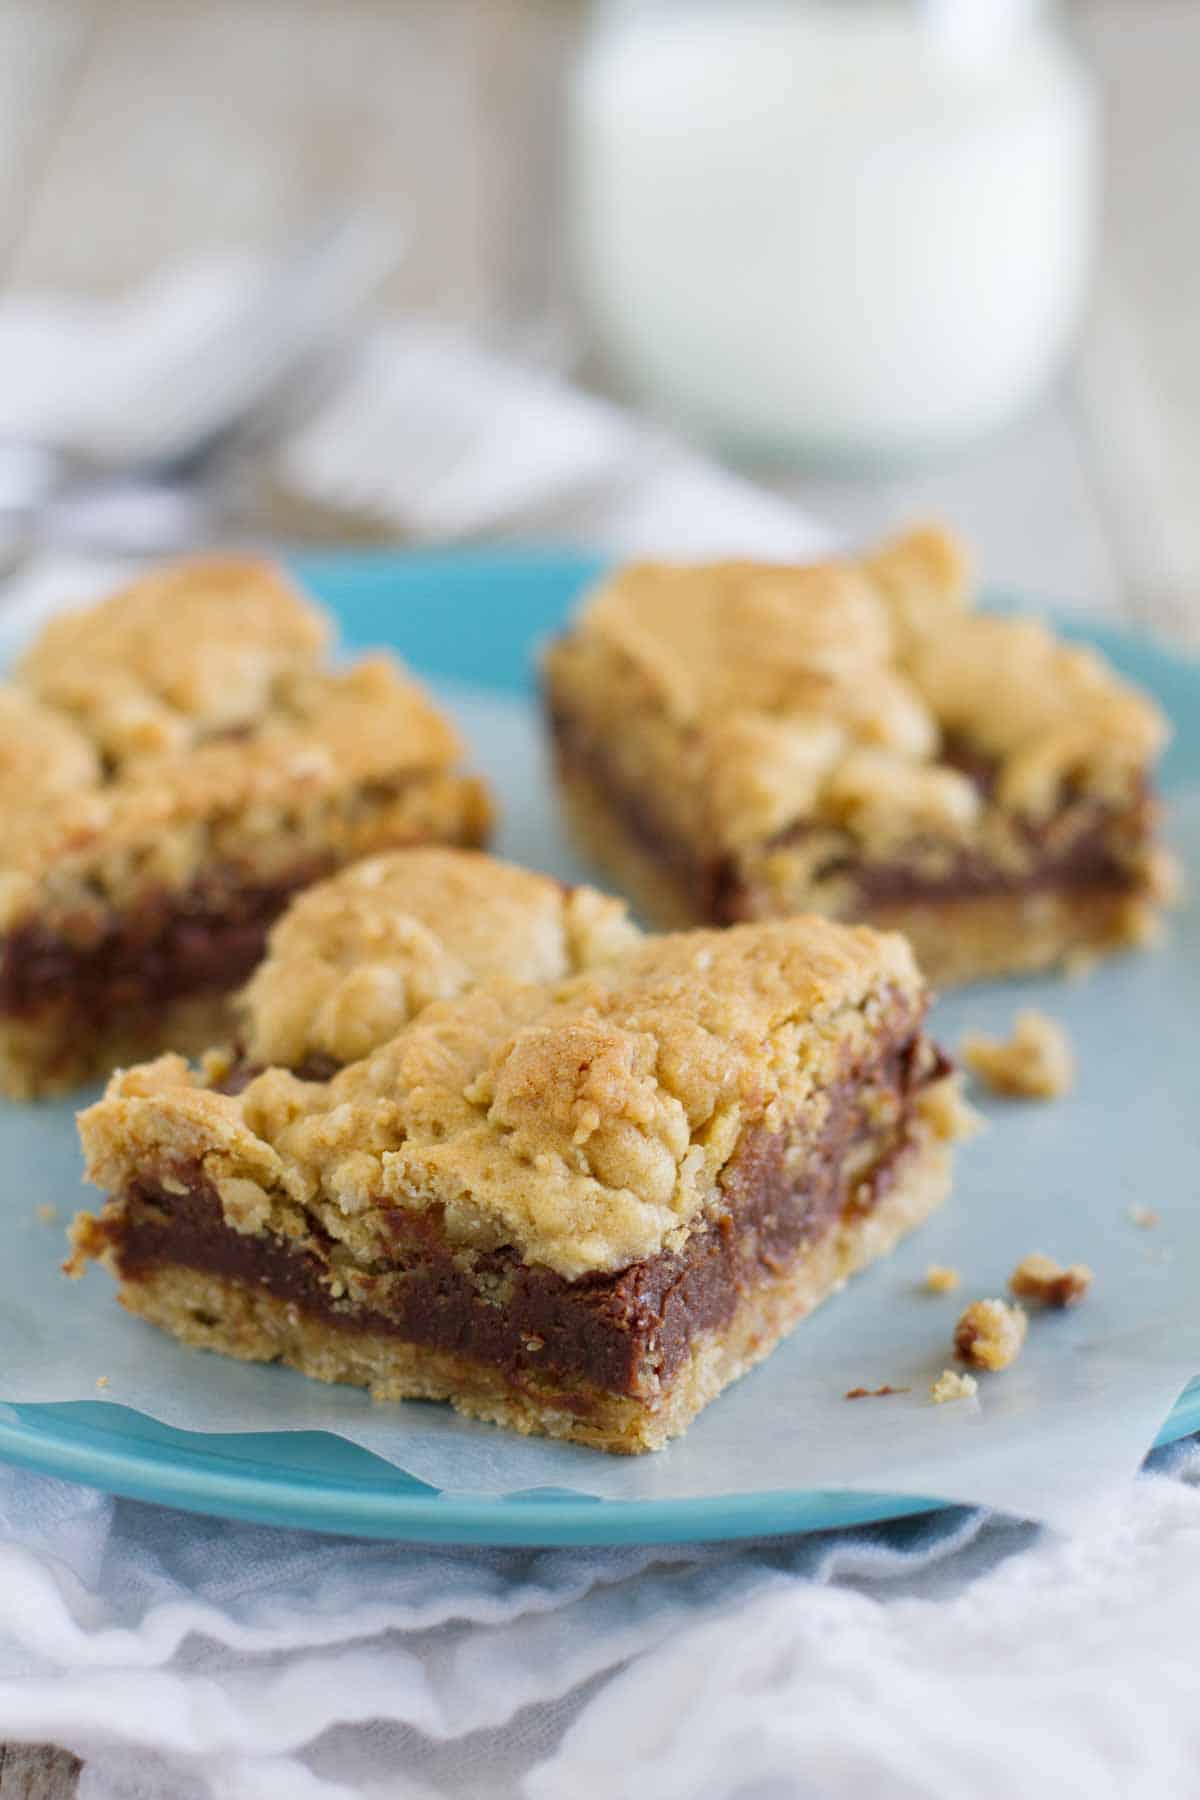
xmin=269 ymin=318 xmax=827 ymax=558
xmin=0 ymin=264 xmax=1193 ymax=1799
xmin=0 ymin=259 xmax=826 ymax=563
xmin=0 ymin=1448 xmax=1195 ymax=1800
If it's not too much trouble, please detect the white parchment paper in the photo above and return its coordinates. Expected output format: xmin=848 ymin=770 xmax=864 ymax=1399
xmin=2 ymin=684 xmax=1197 ymax=1530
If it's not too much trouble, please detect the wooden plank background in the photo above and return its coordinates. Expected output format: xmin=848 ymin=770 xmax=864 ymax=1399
xmin=0 ymin=0 xmax=1193 ymax=1790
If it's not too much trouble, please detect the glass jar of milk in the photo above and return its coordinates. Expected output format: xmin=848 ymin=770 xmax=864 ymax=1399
xmin=567 ymin=0 xmax=1098 ymax=463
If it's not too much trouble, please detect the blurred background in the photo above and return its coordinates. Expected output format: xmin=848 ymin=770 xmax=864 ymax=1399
xmin=0 ymin=0 xmax=1194 ymax=630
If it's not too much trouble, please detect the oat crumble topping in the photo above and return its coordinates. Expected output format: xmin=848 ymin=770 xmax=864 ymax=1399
xmin=0 ymin=558 xmax=489 ymax=936
xmin=546 ymin=524 xmax=1168 ymax=865
xmin=240 ymin=850 xmax=640 ymax=1069
xmin=78 ymin=904 xmax=966 ymax=1281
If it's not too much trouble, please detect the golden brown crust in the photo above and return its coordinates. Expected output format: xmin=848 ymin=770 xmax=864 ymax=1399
xmin=17 ymin=557 xmax=330 ymax=760
xmin=0 ymin=687 xmax=101 ymax=817
xmin=544 ymin=525 xmax=1170 ymax=971
xmin=0 ymin=559 xmax=489 ymax=939
xmin=547 ymin=526 xmax=1165 ymax=854
xmin=0 ymin=666 xmax=474 ymax=919
xmin=78 ymin=902 xmax=951 ymax=1280
xmin=906 ymin=616 xmax=1164 ymax=817
xmin=239 ymin=849 xmax=641 ymax=1068
xmin=859 ymin=524 xmax=973 ymax=651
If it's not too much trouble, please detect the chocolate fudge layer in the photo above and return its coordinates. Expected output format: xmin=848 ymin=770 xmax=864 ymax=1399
xmin=71 ymin=865 xmax=971 ymax=1453
xmin=80 ymin=1017 xmax=940 ymax=1406
xmin=0 ymin=560 xmax=490 ymax=1096
xmin=543 ymin=527 xmax=1175 ymax=986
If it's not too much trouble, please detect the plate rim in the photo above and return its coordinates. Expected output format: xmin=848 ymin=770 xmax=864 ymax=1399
xmin=0 ymin=1379 xmax=1196 ymax=1543
xmin=0 ymin=544 xmax=1194 ymax=1544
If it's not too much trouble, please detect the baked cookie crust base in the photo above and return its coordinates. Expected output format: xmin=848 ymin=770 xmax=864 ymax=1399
xmin=556 ymin=763 xmax=1160 ymax=990
xmin=106 ymin=1133 xmax=952 ymax=1455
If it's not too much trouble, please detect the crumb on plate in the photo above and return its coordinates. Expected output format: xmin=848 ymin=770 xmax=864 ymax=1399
xmin=953 ymin=1297 xmax=1028 ymax=1371
xmin=931 ymin=1369 xmax=978 ymax=1405
xmin=925 ymin=1263 xmax=961 ymax=1294
xmin=1009 ymin=1251 xmax=1093 ymax=1309
xmin=95 ymin=1375 xmax=110 ymax=1390
xmin=35 ymin=1203 xmax=57 ymax=1224
xmin=845 ymin=1384 xmax=910 ymax=1400
xmin=1128 ymin=1204 xmax=1160 ymax=1230
xmin=961 ymin=1009 xmax=1074 ymax=1100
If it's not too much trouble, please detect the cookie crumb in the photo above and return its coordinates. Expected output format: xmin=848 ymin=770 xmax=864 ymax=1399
xmin=35 ymin=1203 xmax=58 ymax=1224
xmin=961 ymin=1010 xmax=1074 ymax=1100
xmin=924 ymin=1263 xmax=961 ymax=1294
xmin=845 ymin=1384 xmax=910 ymax=1400
xmin=1128 ymin=1204 xmax=1160 ymax=1230
xmin=200 ymin=1045 xmax=236 ymax=1086
xmin=95 ymin=1375 xmax=110 ymax=1390
xmin=953 ymin=1297 xmax=1027 ymax=1371
xmin=931 ymin=1369 xmax=978 ymax=1405
xmin=1009 ymin=1252 xmax=1093 ymax=1308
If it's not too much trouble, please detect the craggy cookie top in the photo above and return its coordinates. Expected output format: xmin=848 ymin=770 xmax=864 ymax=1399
xmin=0 ymin=688 xmax=100 ymax=817
xmin=80 ymin=909 xmax=941 ymax=1279
xmin=19 ymin=558 xmax=331 ymax=761
xmin=239 ymin=849 xmax=642 ymax=1068
xmin=0 ymin=558 xmax=481 ymax=923
xmin=547 ymin=526 xmax=1168 ymax=849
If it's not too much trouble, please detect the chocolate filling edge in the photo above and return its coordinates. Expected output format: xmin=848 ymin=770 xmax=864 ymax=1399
xmin=0 ymin=862 xmax=335 ymax=1026
xmin=0 ymin=807 xmax=488 ymax=1029
xmin=94 ymin=1015 xmax=945 ymax=1405
xmin=546 ymin=701 xmax=1153 ymax=926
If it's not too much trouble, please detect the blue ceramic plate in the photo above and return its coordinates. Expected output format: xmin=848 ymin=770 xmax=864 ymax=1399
xmin=0 ymin=548 xmax=1195 ymax=1545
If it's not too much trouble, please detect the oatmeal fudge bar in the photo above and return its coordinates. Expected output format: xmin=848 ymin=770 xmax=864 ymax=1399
xmin=0 ymin=559 xmax=489 ymax=1095
xmin=71 ymin=853 xmax=969 ymax=1453
xmin=544 ymin=526 xmax=1173 ymax=986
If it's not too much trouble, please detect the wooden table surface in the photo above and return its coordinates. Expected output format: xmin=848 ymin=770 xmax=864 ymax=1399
xmin=0 ymin=1 xmax=1193 ymax=1792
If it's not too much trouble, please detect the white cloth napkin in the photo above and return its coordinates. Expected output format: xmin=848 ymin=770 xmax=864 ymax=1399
xmin=271 ymin=319 xmax=828 ymax=558
xmin=0 ymin=1447 xmax=1197 ymax=1800
xmin=0 ymin=260 xmax=269 ymax=463
xmin=0 ymin=266 xmax=1193 ymax=1800
xmin=0 ymin=260 xmax=826 ymax=561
